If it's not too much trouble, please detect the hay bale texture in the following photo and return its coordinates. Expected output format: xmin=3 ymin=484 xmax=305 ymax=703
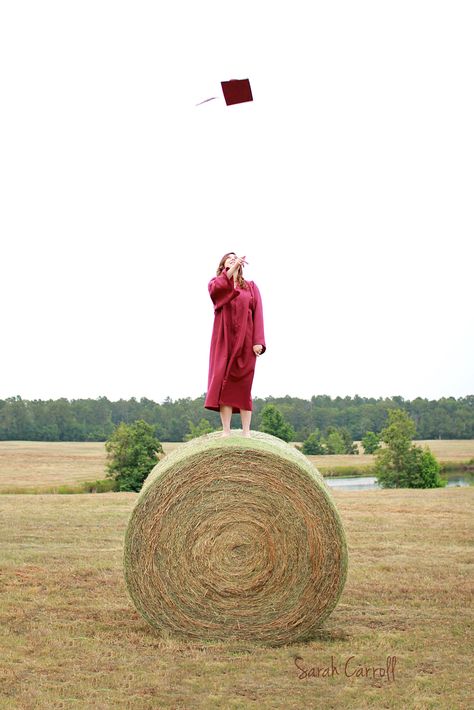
xmin=124 ymin=430 xmax=348 ymax=646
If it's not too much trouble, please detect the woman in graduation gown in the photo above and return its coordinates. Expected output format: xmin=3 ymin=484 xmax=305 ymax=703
xmin=204 ymin=252 xmax=266 ymax=437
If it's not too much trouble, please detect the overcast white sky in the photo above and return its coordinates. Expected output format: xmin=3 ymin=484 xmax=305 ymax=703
xmin=1 ymin=1 xmax=473 ymax=404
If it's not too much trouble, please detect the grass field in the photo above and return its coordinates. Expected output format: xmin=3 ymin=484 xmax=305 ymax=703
xmin=0 ymin=440 xmax=473 ymax=493
xmin=1 ymin=486 xmax=472 ymax=709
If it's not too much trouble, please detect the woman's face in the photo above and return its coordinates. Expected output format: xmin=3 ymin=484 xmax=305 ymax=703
xmin=224 ymin=254 xmax=237 ymax=269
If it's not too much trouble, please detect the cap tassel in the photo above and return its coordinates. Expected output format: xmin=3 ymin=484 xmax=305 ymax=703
xmin=195 ymin=96 xmax=219 ymax=106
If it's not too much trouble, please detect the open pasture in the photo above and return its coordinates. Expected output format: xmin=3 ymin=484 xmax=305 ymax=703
xmin=1 ymin=486 xmax=472 ymax=708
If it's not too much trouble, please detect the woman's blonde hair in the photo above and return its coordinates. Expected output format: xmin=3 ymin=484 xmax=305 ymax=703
xmin=216 ymin=252 xmax=248 ymax=289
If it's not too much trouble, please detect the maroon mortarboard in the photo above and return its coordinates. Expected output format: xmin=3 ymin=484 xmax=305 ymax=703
xmin=195 ymin=78 xmax=253 ymax=107
xmin=221 ymin=79 xmax=253 ymax=106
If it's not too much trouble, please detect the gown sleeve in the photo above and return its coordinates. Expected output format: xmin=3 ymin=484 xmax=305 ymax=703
xmin=252 ymin=282 xmax=266 ymax=354
xmin=208 ymin=268 xmax=240 ymax=312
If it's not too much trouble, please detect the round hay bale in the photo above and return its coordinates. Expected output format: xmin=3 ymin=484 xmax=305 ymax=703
xmin=123 ymin=430 xmax=348 ymax=646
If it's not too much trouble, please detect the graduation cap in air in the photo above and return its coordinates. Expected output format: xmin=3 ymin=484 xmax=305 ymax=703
xmin=196 ymin=79 xmax=253 ymax=107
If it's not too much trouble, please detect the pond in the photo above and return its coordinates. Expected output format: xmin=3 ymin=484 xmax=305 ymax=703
xmin=324 ymin=469 xmax=474 ymax=491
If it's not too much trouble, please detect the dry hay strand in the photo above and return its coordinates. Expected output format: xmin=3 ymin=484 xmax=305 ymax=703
xmin=123 ymin=430 xmax=348 ymax=646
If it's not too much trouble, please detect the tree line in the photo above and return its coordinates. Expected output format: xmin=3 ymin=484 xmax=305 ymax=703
xmin=0 ymin=394 xmax=473 ymax=442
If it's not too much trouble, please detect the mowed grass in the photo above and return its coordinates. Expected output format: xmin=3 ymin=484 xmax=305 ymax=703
xmin=1 ymin=439 xmax=473 ymax=493
xmin=0 ymin=442 xmax=107 ymax=492
xmin=1 ymin=487 xmax=472 ymax=709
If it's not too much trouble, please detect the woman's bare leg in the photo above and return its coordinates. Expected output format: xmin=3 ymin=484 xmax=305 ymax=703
xmin=240 ymin=409 xmax=252 ymax=436
xmin=219 ymin=405 xmax=233 ymax=436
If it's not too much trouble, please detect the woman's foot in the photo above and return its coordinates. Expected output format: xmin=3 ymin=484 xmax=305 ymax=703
xmin=242 ymin=430 xmax=251 ymax=437
xmin=220 ymin=431 xmax=231 ymax=437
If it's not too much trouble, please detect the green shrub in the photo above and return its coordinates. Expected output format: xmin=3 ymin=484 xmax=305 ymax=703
xmin=324 ymin=429 xmax=346 ymax=454
xmin=259 ymin=404 xmax=296 ymax=442
xmin=323 ymin=426 xmax=358 ymax=455
xmin=374 ymin=409 xmax=445 ymax=488
xmin=300 ymin=429 xmax=326 ymax=455
xmin=184 ymin=418 xmax=215 ymax=441
xmin=105 ymin=420 xmax=163 ymax=492
xmin=298 ymin=426 xmax=358 ymax=455
xmin=361 ymin=431 xmax=381 ymax=454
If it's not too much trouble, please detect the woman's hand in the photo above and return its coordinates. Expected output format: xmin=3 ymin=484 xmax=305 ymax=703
xmin=229 ymin=255 xmax=247 ymax=270
xmin=253 ymin=344 xmax=264 ymax=356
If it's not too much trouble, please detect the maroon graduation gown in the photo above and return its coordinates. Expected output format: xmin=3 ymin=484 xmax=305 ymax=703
xmin=204 ymin=267 xmax=266 ymax=414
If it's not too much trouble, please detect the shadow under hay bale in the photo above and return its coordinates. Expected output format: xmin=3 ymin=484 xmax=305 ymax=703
xmin=123 ymin=430 xmax=348 ymax=646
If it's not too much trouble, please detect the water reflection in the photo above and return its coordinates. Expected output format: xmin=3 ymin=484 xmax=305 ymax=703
xmin=325 ymin=476 xmax=380 ymax=491
xmin=324 ymin=471 xmax=474 ymax=491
